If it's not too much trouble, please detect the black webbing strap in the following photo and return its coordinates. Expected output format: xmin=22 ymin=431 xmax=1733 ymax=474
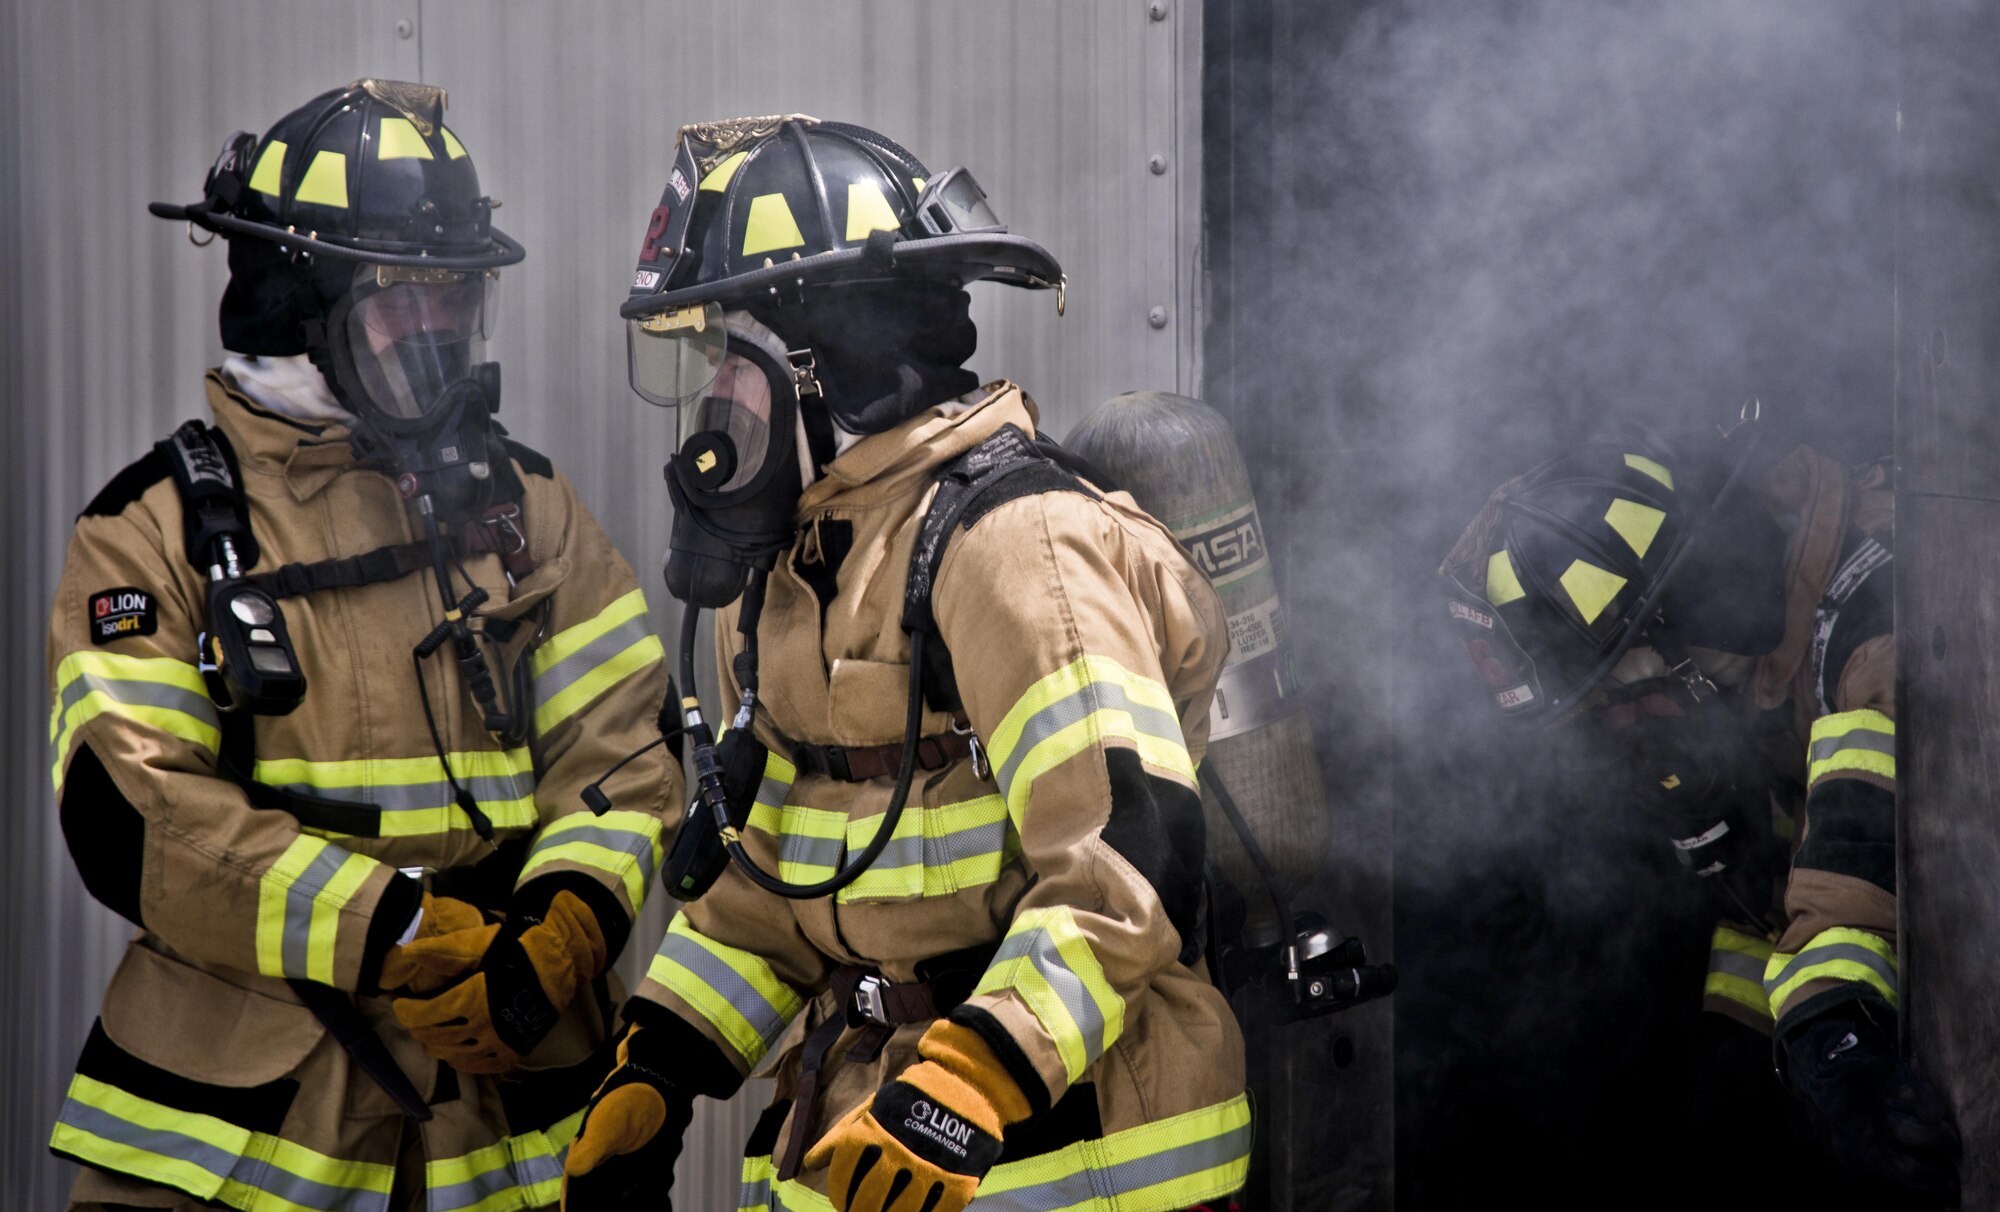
xmin=245 ymin=513 xmax=530 ymax=603
xmin=249 ymin=540 xmax=435 ymax=601
xmin=900 ymin=425 xmax=1100 ymax=712
xmin=219 ymin=709 xmax=385 ymax=837
xmin=777 ymin=965 xmax=952 ymax=1181
xmin=155 ymin=420 xmax=258 ymax=569
xmin=1812 ymin=535 xmax=1893 ymax=716
xmin=286 ymin=979 xmax=432 ymax=1121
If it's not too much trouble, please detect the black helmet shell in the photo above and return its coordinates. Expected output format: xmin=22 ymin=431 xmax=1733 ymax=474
xmin=1440 ymin=424 xmax=1761 ymax=724
xmin=622 ymin=116 xmax=1060 ymax=316
xmin=152 ymin=79 xmax=522 ymax=271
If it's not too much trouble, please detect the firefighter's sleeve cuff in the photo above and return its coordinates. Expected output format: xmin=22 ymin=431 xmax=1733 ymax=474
xmin=623 ymin=996 xmax=747 ymax=1100
xmin=359 ymin=871 xmax=425 ymax=994
xmin=511 ymin=871 xmax=632 ymax=967
xmin=947 ymin=1004 xmax=1054 ymax=1119
xmin=1773 ymin=983 xmax=1893 ymax=1047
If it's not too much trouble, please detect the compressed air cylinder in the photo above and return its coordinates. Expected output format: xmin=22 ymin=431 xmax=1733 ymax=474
xmin=1066 ymin=391 xmax=1330 ymax=936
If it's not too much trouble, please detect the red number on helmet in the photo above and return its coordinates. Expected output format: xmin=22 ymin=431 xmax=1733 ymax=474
xmin=639 ymin=205 xmax=671 ymax=263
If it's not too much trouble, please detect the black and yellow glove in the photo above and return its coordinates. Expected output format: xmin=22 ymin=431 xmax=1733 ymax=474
xmin=377 ymin=893 xmax=500 ymax=995
xmin=806 ymin=1022 xmax=1033 ymax=1212
xmin=393 ymin=887 xmax=607 ymax=1074
xmin=562 ymin=1023 xmax=694 ymax=1211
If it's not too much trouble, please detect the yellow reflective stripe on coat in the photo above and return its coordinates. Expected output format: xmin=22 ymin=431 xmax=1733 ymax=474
xmin=737 ymin=1093 xmax=1251 ymax=1212
xmin=742 ymin=750 xmax=849 ymax=884
xmin=647 ymin=914 xmax=804 ymax=1067
xmin=988 ymin=654 xmax=1194 ymax=830
xmin=50 ymin=1072 xmax=395 ymax=1211
xmin=973 ymin=906 xmax=1127 ymax=1084
xmin=529 ymin=588 xmax=664 ymax=736
xmin=1704 ymin=925 xmax=1774 ymax=1022
xmin=836 ymin=793 xmax=1016 ymax=902
xmin=252 ymin=749 xmax=538 ymax=839
xmin=518 ymin=809 xmax=664 ymax=909
xmin=1806 ymin=709 xmax=1895 ymax=791
xmin=254 ymin=835 xmax=380 ymax=983
xmin=1764 ymin=926 xmax=1898 ymax=1019
xmin=49 ymin=651 xmax=220 ymax=790
xmin=425 ymin=1107 xmax=584 ymax=1212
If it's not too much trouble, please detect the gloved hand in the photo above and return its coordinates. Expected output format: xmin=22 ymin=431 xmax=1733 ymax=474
xmin=561 ymin=1022 xmax=694 ymax=1211
xmin=393 ymin=888 xmax=607 ymax=1074
xmin=378 ymin=893 xmax=499 ymax=995
xmin=806 ymin=1022 xmax=1033 ymax=1212
xmin=1784 ymin=1002 xmax=1962 ymax=1203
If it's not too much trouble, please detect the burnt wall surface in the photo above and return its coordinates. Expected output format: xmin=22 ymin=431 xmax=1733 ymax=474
xmin=1204 ymin=2 xmax=1897 ymax=1205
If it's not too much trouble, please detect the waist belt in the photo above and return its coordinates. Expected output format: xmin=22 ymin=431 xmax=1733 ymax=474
xmin=778 ymin=965 xmax=951 ymax=1180
xmin=789 ymin=712 xmax=984 ymax=783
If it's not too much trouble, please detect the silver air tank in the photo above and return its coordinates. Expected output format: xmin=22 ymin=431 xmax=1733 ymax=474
xmin=1067 ymin=390 xmax=1330 ymax=936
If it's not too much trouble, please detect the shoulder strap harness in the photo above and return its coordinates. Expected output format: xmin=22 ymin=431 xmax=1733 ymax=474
xmin=784 ymin=425 xmax=1107 ymax=784
xmin=1811 ymin=533 xmax=1893 ymax=716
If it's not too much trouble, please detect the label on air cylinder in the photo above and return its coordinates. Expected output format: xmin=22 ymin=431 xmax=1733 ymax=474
xmin=1174 ymin=500 xmax=1285 ymax=661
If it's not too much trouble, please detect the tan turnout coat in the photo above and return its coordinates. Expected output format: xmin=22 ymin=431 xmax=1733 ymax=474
xmin=630 ymin=383 xmax=1251 ymax=1212
xmin=47 ymin=372 xmax=678 ymax=1211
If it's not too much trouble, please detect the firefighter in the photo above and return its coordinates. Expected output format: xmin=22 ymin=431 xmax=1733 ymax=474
xmin=1439 ymin=419 xmax=1961 ymax=1203
xmin=559 ymin=116 xmax=1251 ymax=1212
xmin=47 ymin=81 xmax=678 ymax=1211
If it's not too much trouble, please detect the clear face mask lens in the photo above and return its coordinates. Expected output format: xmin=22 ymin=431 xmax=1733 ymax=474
xmin=628 ymin=301 xmax=727 ymax=408
xmin=345 ymin=268 xmax=494 ymax=422
xmin=681 ymin=354 xmax=776 ymax=492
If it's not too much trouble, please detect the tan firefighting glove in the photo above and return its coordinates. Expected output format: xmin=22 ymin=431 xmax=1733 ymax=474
xmin=377 ymin=894 xmax=499 ymax=995
xmin=393 ymin=888 xmax=607 ymax=1074
xmin=562 ymin=1023 xmax=695 ymax=1211
xmin=806 ymin=1021 xmax=1033 ymax=1212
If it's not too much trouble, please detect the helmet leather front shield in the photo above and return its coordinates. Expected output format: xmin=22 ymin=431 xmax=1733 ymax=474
xmin=1443 ymin=576 xmax=1548 ymax=720
xmin=341 ymin=264 xmax=496 ymax=428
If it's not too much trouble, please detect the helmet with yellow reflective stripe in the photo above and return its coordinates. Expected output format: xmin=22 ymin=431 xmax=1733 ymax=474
xmin=1439 ymin=412 xmax=1766 ymax=725
xmin=620 ymin=115 xmax=1062 ymax=319
xmin=150 ymin=78 xmax=521 ymax=271
xmin=151 ymin=81 xmax=527 ymax=499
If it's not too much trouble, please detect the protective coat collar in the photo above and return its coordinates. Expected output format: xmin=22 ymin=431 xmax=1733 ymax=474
xmin=801 ymin=381 xmax=1039 ymax=512
xmin=203 ymin=370 xmax=359 ymax=502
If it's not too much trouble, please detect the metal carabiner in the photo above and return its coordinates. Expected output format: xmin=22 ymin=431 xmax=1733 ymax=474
xmin=952 ymin=714 xmax=992 ymax=781
xmin=1718 ymin=395 xmax=1762 ymax=439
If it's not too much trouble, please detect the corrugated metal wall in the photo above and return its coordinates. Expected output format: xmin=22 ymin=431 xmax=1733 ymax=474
xmin=1 ymin=1 xmax=1200 ymax=1204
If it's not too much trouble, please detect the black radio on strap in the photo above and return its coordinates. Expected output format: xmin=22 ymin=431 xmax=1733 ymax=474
xmin=157 ymin=420 xmax=307 ymax=716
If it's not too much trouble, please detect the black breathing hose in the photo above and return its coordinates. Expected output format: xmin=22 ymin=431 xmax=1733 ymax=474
xmin=723 ymin=630 xmax=928 ymax=899
xmin=673 ymin=581 xmax=929 ymax=900
xmin=1199 ymin=763 xmax=1293 ymax=937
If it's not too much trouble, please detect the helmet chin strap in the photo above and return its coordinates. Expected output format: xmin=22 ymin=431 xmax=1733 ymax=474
xmin=1601 ymin=615 xmax=1721 ymax=711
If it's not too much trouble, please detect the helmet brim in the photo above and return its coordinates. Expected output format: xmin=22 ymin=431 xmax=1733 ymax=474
xmin=620 ymin=231 xmax=1061 ymax=319
xmin=150 ymin=199 xmax=526 ymax=271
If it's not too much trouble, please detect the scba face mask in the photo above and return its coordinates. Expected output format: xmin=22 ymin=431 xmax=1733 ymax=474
xmin=321 ymin=263 xmax=507 ymax=516
xmin=640 ymin=309 xmax=810 ymax=607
